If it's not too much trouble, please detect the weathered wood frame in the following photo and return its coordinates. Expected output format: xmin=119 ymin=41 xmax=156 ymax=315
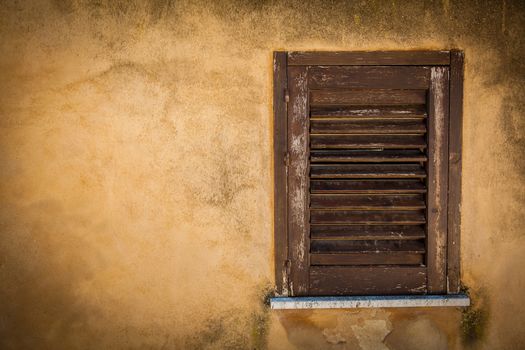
xmin=447 ymin=50 xmax=464 ymax=293
xmin=273 ymin=50 xmax=464 ymax=297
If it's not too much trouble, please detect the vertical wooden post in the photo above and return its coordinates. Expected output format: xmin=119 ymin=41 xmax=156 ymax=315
xmin=287 ymin=65 xmax=310 ymax=296
xmin=447 ymin=50 xmax=464 ymax=293
xmin=427 ymin=67 xmax=450 ymax=294
xmin=273 ymin=52 xmax=289 ymax=296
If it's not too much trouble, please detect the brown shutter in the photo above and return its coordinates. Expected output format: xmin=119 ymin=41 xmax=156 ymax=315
xmin=286 ymin=64 xmax=449 ymax=296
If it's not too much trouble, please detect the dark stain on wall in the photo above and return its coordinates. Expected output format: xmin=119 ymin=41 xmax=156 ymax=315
xmin=461 ymin=305 xmax=489 ymax=346
xmin=460 ymin=286 xmax=490 ymax=346
xmin=250 ymin=284 xmax=273 ymax=349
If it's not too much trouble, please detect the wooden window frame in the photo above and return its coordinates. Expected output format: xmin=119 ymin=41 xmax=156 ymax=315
xmin=273 ymin=50 xmax=464 ymax=297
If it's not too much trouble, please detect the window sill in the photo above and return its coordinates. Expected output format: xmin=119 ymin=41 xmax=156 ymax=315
xmin=270 ymin=295 xmax=470 ymax=309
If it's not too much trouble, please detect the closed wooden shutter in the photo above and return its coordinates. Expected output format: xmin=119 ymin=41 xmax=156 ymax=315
xmin=274 ymin=51 xmax=462 ymax=297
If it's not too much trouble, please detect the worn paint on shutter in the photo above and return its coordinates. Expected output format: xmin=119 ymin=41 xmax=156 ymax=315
xmin=427 ymin=67 xmax=450 ymax=293
xmin=274 ymin=51 xmax=462 ymax=296
xmin=287 ymin=66 xmax=310 ymax=296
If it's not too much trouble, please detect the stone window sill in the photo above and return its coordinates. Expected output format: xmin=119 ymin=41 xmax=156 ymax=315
xmin=270 ymin=295 xmax=470 ymax=309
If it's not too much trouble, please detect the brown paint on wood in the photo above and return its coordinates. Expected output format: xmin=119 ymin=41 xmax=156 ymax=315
xmin=426 ymin=67 xmax=450 ymax=294
xmin=310 ymin=239 xmax=425 ymax=253
xmin=310 ymin=164 xmax=427 ymax=179
xmin=310 ymin=252 xmax=424 ymax=266
xmin=308 ymin=66 xmax=431 ymax=89
xmin=310 ymin=210 xmax=426 ymax=225
xmin=287 ymin=65 xmax=310 ymax=296
xmin=273 ymin=51 xmax=461 ymax=297
xmin=310 ymin=134 xmax=427 ymax=149
xmin=310 ymin=150 xmax=427 ymax=163
xmin=309 ymin=266 xmax=427 ymax=295
xmin=447 ymin=50 xmax=464 ymax=294
xmin=310 ymin=179 xmax=427 ymax=194
xmin=310 ymin=105 xmax=427 ymax=118
xmin=310 ymin=89 xmax=427 ymax=106
xmin=273 ymin=52 xmax=289 ymax=296
xmin=288 ymin=51 xmax=450 ymax=66
xmin=310 ymin=119 xmax=426 ymax=134
xmin=310 ymin=225 xmax=426 ymax=240
xmin=310 ymin=241 xmax=425 ymax=266
xmin=310 ymin=194 xmax=426 ymax=210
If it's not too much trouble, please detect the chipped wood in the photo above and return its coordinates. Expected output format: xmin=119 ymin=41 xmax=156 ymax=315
xmin=310 ymin=119 xmax=427 ymax=135
xmin=310 ymin=164 xmax=427 ymax=179
xmin=273 ymin=52 xmax=289 ymax=296
xmin=288 ymin=51 xmax=451 ymax=66
xmin=310 ymin=89 xmax=427 ymax=107
xmin=310 ymin=194 xmax=426 ymax=210
xmin=310 ymin=134 xmax=427 ymax=149
xmin=308 ymin=66 xmax=430 ymax=89
xmin=447 ymin=50 xmax=464 ymax=294
xmin=273 ymin=51 xmax=462 ymax=298
xmin=287 ymin=65 xmax=310 ymax=296
xmin=310 ymin=225 xmax=426 ymax=240
xmin=309 ymin=266 xmax=427 ymax=296
xmin=310 ymin=179 xmax=427 ymax=194
xmin=310 ymin=210 xmax=426 ymax=225
xmin=427 ymin=67 xmax=450 ymax=293
xmin=310 ymin=105 xmax=427 ymax=119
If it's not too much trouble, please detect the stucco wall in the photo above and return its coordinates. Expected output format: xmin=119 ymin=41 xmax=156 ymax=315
xmin=0 ymin=1 xmax=524 ymax=349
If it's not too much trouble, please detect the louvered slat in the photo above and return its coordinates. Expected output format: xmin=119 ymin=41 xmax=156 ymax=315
xmin=310 ymin=89 xmax=427 ymax=106
xmin=310 ymin=180 xmax=427 ymax=193
xmin=310 ymin=150 xmax=427 ymax=163
xmin=310 ymin=105 xmax=427 ymax=119
xmin=311 ymin=240 xmax=425 ymax=253
xmin=310 ymin=119 xmax=426 ymax=134
xmin=311 ymin=253 xmax=424 ymax=266
xmin=310 ymin=210 xmax=426 ymax=225
xmin=310 ymin=134 xmax=426 ymax=149
xmin=310 ymin=239 xmax=425 ymax=266
xmin=310 ymin=194 xmax=425 ymax=210
xmin=307 ymin=84 xmax=429 ymax=291
xmin=310 ymin=225 xmax=426 ymax=240
xmin=310 ymin=164 xmax=426 ymax=179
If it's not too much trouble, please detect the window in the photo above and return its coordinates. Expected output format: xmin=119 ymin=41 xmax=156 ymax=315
xmin=273 ymin=51 xmax=464 ymax=296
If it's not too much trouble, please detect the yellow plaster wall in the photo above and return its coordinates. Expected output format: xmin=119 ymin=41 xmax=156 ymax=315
xmin=0 ymin=1 xmax=524 ymax=349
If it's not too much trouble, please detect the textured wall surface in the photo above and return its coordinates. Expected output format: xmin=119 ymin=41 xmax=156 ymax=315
xmin=0 ymin=1 xmax=524 ymax=349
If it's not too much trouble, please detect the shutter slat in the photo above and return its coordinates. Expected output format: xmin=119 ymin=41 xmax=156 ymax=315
xmin=308 ymin=85 xmax=429 ymax=275
xmin=311 ymin=240 xmax=425 ymax=253
xmin=310 ymin=105 xmax=427 ymax=119
xmin=310 ymin=150 xmax=427 ymax=163
xmin=309 ymin=266 xmax=427 ymax=295
xmin=310 ymin=253 xmax=424 ymax=266
xmin=310 ymin=119 xmax=426 ymax=134
xmin=310 ymin=89 xmax=427 ymax=106
xmin=310 ymin=210 xmax=426 ymax=224
xmin=310 ymin=135 xmax=426 ymax=149
xmin=311 ymin=180 xmax=427 ymax=193
xmin=308 ymin=66 xmax=430 ymax=89
xmin=310 ymin=194 xmax=425 ymax=210
xmin=310 ymin=225 xmax=426 ymax=240
xmin=310 ymin=164 xmax=426 ymax=179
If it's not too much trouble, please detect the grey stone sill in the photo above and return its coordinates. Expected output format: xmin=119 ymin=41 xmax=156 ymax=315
xmin=270 ymin=295 xmax=470 ymax=309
